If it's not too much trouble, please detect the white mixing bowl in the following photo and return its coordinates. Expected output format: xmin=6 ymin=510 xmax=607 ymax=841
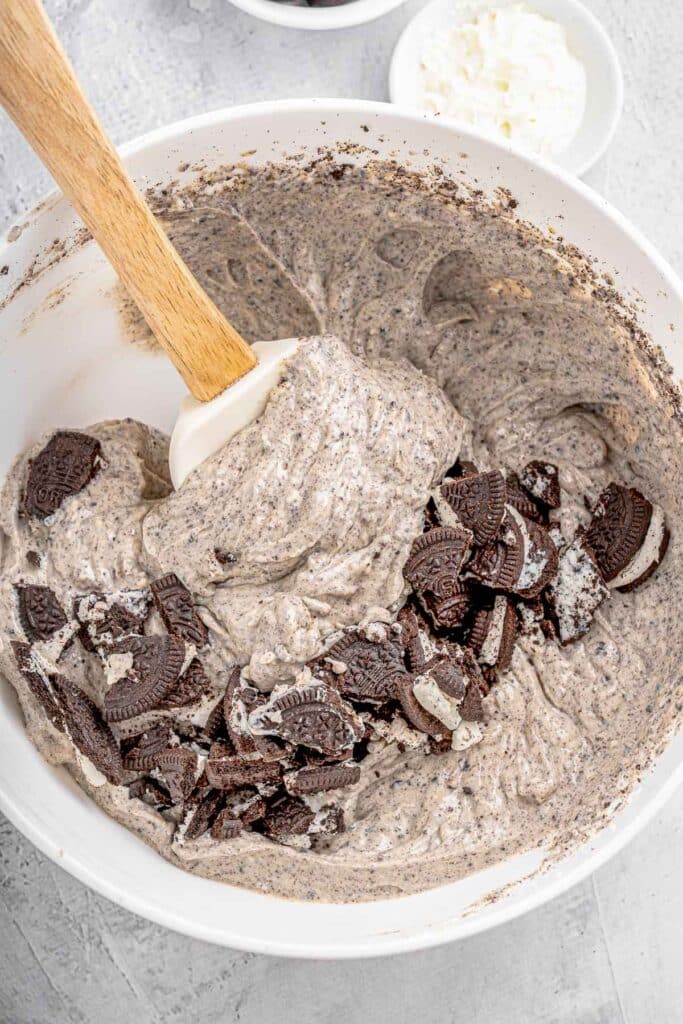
xmin=0 ymin=99 xmax=681 ymax=958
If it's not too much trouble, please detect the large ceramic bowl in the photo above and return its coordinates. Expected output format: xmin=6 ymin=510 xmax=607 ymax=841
xmin=0 ymin=99 xmax=681 ymax=958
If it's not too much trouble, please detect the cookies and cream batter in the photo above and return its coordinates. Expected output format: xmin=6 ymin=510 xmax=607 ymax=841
xmin=0 ymin=162 xmax=681 ymax=902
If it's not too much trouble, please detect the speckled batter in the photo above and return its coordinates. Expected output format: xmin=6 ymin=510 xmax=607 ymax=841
xmin=1 ymin=163 xmax=681 ymax=902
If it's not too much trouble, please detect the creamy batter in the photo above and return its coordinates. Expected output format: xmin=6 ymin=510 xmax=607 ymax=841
xmin=1 ymin=162 xmax=681 ymax=901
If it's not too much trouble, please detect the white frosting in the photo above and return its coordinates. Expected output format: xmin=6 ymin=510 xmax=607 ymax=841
xmin=419 ymin=3 xmax=586 ymax=159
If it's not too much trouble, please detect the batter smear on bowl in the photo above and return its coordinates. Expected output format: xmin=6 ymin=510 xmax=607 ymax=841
xmin=0 ymin=162 xmax=680 ymax=902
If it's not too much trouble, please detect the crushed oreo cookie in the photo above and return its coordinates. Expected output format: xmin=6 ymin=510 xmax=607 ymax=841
xmin=520 ymin=461 xmax=561 ymax=510
xmin=51 ymin=674 xmax=123 ymax=784
xmin=248 ymin=680 xmax=364 ymax=758
xmin=586 ymin=483 xmax=669 ymax=592
xmin=8 ymin=443 xmax=669 ymax=854
xmin=210 ymin=809 xmax=242 ymax=841
xmin=157 ymin=656 xmax=210 ymax=709
xmin=16 ymin=585 xmax=67 ymax=642
xmin=153 ymin=746 xmax=198 ymax=804
xmin=182 ymin=789 xmax=225 ymax=841
xmin=74 ymin=590 xmax=150 ymax=652
xmin=284 ymin=762 xmax=361 ymax=796
xmin=261 ymin=795 xmax=315 ymax=838
xmin=12 ymin=640 xmax=64 ymax=731
xmin=546 ymin=538 xmax=609 ymax=644
xmin=103 ymin=633 xmax=186 ymax=721
xmin=441 ymin=470 xmax=506 ymax=543
xmin=122 ymin=723 xmax=175 ymax=770
xmin=325 ymin=631 xmax=408 ymax=703
xmin=206 ymin=750 xmax=281 ymax=790
xmin=151 ymin=573 xmax=208 ymax=648
xmin=22 ymin=431 xmax=101 ymax=519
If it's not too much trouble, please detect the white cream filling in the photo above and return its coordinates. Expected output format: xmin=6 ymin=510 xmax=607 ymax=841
xmin=451 ymin=720 xmax=483 ymax=752
xmin=75 ymin=750 xmax=107 ymax=788
xmin=506 ymin=504 xmax=549 ymax=593
xmin=478 ymin=595 xmax=508 ymax=667
xmin=413 ymin=675 xmax=462 ymax=731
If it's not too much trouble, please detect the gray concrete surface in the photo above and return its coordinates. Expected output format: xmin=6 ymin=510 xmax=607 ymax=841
xmin=0 ymin=0 xmax=681 ymax=1021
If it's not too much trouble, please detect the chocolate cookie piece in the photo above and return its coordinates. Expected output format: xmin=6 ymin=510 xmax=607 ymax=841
xmin=467 ymin=531 xmax=523 ymax=592
xmin=516 ymin=596 xmax=555 ymax=638
xmin=261 ymin=796 xmax=315 ymax=838
xmin=451 ymin=459 xmax=479 ymax=479
xmin=422 ymin=579 xmax=474 ymax=629
xmin=205 ymin=751 xmax=281 ymax=790
xmin=396 ymin=675 xmax=450 ymax=738
xmin=128 ymin=776 xmax=172 ymax=810
xmin=404 ymin=526 xmax=472 ymax=594
xmin=103 ymin=634 xmax=185 ymax=722
xmin=222 ymin=667 xmax=283 ymax=761
xmin=153 ymin=747 xmax=198 ymax=804
xmin=586 ymin=483 xmax=669 ymax=591
xmin=221 ymin=789 xmax=268 ymax=825
xmin=150 ymin=573 xmax=208 ymax=648
xmin=459 ymin=681 xmax=485 ymax=722
xmin=248 ymin=681 xmax=364 ymax=758
xmin=122 ymin=723 xmax=174 ymax=770
xmin=326 ymin=632 xmax=408 ymax=703
xmin=183 ymin=789 xmax=225 ymax=840
xmin=22 ymin=431 xmax=101 ymax=519
xmin=16 ymin=585 xmax=67 ymax=642
xmin=397 ymin=605 xmax=425 ymax=672
xmin=505 ymin=472 xmax=546 ymax=523
xmin=412 ymin=659 xmax=464 ymax=731
xmin=210 ymin=809 xmax=242 ymax=841
xmin=520 ymin=461 xmax=561 ymax=510
xmin=546 ymin=538 xmax=609 ymax=645
xmin=157 ymin=657 xmax=210 ymax=709
xmin=432 ymin=653 xmax=470 ymax=700
xmin=428 ymin=734 xmax=453 ymax=754
xmin=74 ymin=590 xmax=150 ymax=653
xmin=468 ymin=507 xmax=557 ymax=598
xmin=585 ymin=483 xmax=652 ymax=583
xmin=12 ymin=640 xmax=64 ymax=731
xmin=441 ymin=470 xmax=507 ymax=544
xmin=201 ymin=697 xmax=226 ymax=742
xmin=284 ymin=762 xmax=361 ymax=796
xmin=505 ymin=507 xmax=559 ymax=598
xmin=51 ymin=674 xmax=123 ymax=784
xmin=468 ymin=595 xmax=517 ymax=671
xmin=614 ymin=509 xmax=669 ymax=592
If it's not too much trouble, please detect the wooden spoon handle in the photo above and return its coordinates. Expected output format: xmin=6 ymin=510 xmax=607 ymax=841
xmin=0 ymin=0 xmax=256 ymax=401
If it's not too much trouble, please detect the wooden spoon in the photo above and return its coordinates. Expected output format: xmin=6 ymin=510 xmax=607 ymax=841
xmin=0 ymin=0 xmax=306 ymax=485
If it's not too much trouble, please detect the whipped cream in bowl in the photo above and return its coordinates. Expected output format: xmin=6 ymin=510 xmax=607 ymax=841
xmin=389 ymin=0 xmax=623 ymax=175
xmin=0 ymin=101 xmax=680 ymax=957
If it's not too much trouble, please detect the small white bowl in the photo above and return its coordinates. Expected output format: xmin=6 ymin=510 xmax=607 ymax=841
xmin=389 ymin=0 xmax=624 ymax=176
xmin=228 ymin=0 xmax=408 ymax=30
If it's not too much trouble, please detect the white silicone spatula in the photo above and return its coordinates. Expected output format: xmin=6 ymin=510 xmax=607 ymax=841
xmin=0 ymin=0 xmax=304 ymax=488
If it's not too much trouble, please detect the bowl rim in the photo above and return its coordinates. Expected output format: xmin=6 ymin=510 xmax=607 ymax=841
xmin=388 ymin=0 xmax=625 ymax=177
xmin=227 ymin=0 xmax=409 ymax=31
xmin=0 ymin=98 xmax=681 ymax=957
